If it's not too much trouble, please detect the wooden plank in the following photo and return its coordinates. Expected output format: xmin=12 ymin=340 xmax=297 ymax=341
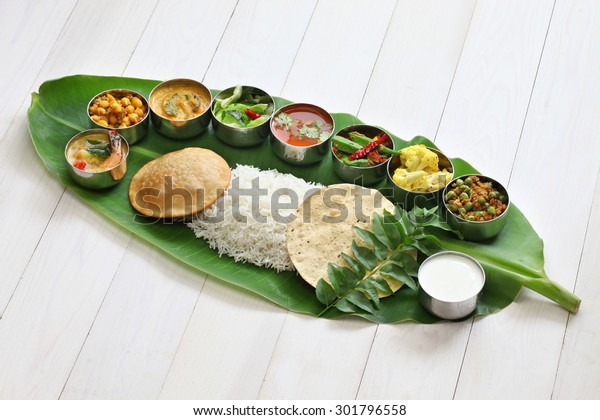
xmin=124 ymin=0 xmax=237 ymax=80
xmin=157 ymin=0 xmax=316 ymax=399
xmin=0 ymin=190 xmax=131 ymax=399
xmin=158 ymin=279 xmax=287 ymax=399
xmin=553 ymin=173 xmax=600 ymax=399
xmin=0 ymin=0 xmax=77 ymax=140
xmin=351 ymin=0 xmax=477 ymax=399
xmin=281 ymin=0 xmax=397 ymax=113
xmin=0 ymin=0 xmax=158 ymax=398
xmin=59 ymin=238 xmax=205 ymax=399
xmin=359 ymin=324 xmax=470 ymax=399
xmin=203 ymin=0 xmax=317 ymax=92
xmin=455 ymin=0 xmax=600 ymax=399
xmin=258 ymin=315 xmax=375 ymax=400
xmin=546 ymin=0 xmax=600 ymax=400
xmin=358 ymin=0 xmax=475 ymax=141
xmin=0 ymin=0 xmax=159 ymax=316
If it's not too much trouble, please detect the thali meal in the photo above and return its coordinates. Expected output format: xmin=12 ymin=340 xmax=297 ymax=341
xmin=150 ymin=79 xmax=211 ymax=121
xmin=51 ymin=75 xmax=580 ymax=321
xmin=271 ymin=103 xmax=333 ymax=147
xmin=128 ymin=148 xmax=230 ymax=219
xmin=391 ymin=144 xmax=453 ymax=192
xmin=212 ymin=85 xmax=273 ymax=128
xmin=332 ymin=130 xmax=396 ymax=167
xmin=89 ymin=90 xmax=148 ymax=128
xmin=444 ymin=175 xmax=508 ymax=222
xmin=188 ymin=164 xmax=321 ymax=272
xmin=286 ymin=184 xmax=403 ymax=295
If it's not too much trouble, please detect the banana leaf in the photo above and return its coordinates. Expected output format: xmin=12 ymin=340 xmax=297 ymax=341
xmin=27 ymin=75 xmax=579 ymax=323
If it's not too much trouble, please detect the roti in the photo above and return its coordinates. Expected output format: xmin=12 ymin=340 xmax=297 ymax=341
xmin=129 ymin=147 xmax=231 ymax=218
xmin=286 ymin=183 xmax=403 ymax=294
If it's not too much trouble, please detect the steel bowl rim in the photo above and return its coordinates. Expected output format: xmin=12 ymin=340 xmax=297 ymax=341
xmin=64 ymin=128 xmax=130 ymax=174
xmin=87 ymin=88 xmax=150 ymax=129
xmin=442 ymin=173 xmax=511 ymax=225
xmin=331 ymin=124 xmax=395 ymax=171
xmin=418 ymin=250 xmax=486 ymax=303
xmin=270 ymin=102 xmax=335 ymax=150
xmin=386 ymin=145 xmax=454 ymax=193
xmin=210 ymin=85 xmax=275 ymax=132
xmin=148 ymin=78 xmax=213 ymax=123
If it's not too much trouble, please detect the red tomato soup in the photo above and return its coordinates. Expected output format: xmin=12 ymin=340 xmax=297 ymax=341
xmin=271 ymin=104 xmax=333 ymax=147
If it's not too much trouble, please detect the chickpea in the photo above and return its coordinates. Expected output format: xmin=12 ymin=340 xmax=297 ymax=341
xmin=120 ymin=97 xmax=131 ymax=107
xmin=89 ymin=104 xmax=98 ymax=114
xmin=96 ymin=107 xmax=107 ymax=116
xmin=122 ymin=116 xmax=130 ymax=126
xmin=108 ymin=115 xmax=118 ymax=125
xmin=110 ymin=102 xmax=123 ymax=113
xmin=91 ymin=115 xmax=100 ymax=122
xmin=128 ymin=113 xmax=138 ymax=124
xmin=125 ymin=105 xmax=135 ymax=114
xmin=118 ymin=123 xmax=127 ymax=128
xmin=97 ymin=119 xmax=108 ymax=127
xmin=131 ymin=97 xmax=143 ymax=108
xmin=134 ymin=108 xmax=144 ymax=118
xmin=100 ymin=100 xmax=110 ymax=108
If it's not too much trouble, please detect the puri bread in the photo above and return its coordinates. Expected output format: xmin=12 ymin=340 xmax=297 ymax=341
xmin=286 ymin=184 xmax=403 ymax=295
xmin=129 ymin=148 xmax=231 ymax=218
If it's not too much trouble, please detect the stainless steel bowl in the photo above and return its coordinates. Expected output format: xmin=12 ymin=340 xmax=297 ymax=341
xmin=148 ymin=78 xmax=212 ymax=139
xmin=331 ymin=124 xmax=394 ymax=186
xmin=418 ymin=251 xmax=486 ymax=320
xmin=211 ymin=85 xmax=274 ymax=147
xmin=386 ymin=146 xmax=454 ymax=209
xmin=65 ymin=129 xmax=129 ymax=190
xmin=270 ymin=103 xmax=334 ymax=166
xmin=87 ymin=89 xmax=149 ymax=145
xmin=442 ymin=174 xmax=511 ymax=241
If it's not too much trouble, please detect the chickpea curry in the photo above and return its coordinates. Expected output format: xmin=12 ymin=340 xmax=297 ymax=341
xmin=89 ymin=91 xmax=147 ymax=128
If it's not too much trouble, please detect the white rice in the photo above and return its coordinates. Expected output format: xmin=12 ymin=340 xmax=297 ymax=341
xmin=188 ymin=164 xmax=322 ymax=272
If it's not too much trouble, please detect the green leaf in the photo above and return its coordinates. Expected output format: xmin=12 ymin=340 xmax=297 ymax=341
xmin=335 ymin=298 xmax=359 ymax=314
xmin=356 ymin=280 xmax=380 ymax=308
xmin=352 ymin=226 xmax=388 ymax=260
xmin=327 ymin=263 xmax=352 ymax=295
xmin=371 ymin=212 xmax=402 ymax=249
xmin=27 ymin=75 xmax=580 ymax=324
xmin=379 ymin=263 xmax=418 ymax=291
xmin=315 ymin=279 xmax=337 ymax=306
xmin=341 ymin=252 xmax=366 ymax=278
xmin=351 ymin=240 xmax=378 ymax=271
xmin=345 ymin=290 xmax=375 ymax=314
xmin=370 ymin=276 xmax=393 ymax=295
xmin=393 ymin=206 xmax=415 ymax=236
xmin=390 ymin=252 xmax=419 ymax=277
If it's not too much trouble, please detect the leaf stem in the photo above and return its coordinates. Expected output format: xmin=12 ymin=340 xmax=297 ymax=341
xmin=524 ymin=277 xmax=580 ymax=313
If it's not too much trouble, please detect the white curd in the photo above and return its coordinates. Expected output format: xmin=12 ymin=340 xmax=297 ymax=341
xmin=419 ymin=252 xmax=484 ymax=302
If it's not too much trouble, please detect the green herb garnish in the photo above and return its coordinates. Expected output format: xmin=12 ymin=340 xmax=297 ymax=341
xmin=164 ymin=93 xmax=180 ymax=116
xmin=298 ymin=124 xmax=320 ymax=139
xmin=316 ymin=206 xmax=462 ymax=317
xmin=275 ymin=112 xmax=293 ymax=129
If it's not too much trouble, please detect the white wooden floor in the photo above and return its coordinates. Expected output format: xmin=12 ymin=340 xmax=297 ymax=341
xmin=0 ymin=0 xmax=599 ymax=400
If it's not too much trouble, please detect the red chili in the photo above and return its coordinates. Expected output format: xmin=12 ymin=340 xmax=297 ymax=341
xmin=348 ymin=133 xmax=389 ymax=161
xmin=245 ymin=108 xmax=261 ymax=120
xmin=74 ymin=160 xmax=87 ymax=170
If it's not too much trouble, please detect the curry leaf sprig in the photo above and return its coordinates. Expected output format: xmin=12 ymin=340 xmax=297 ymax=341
xmin=316 ymin=206 xmax=462 ymax=317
